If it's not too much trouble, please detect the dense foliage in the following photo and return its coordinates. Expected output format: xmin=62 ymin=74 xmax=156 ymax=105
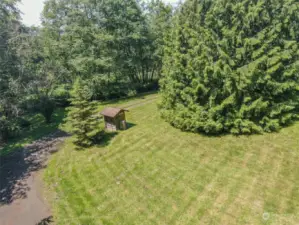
xmin=160 ymin=0 xmax=299 ymax=134
xmin=41 ymin=0 xmax=172 ymax=100
xmin=0 ymin=0 xmax=172 ymax=142
xmin=0 ymin=0 xmax=23 ymax=140
xmin=68 ymin=79 xmax=104 ymax=147
xmin=3 ymin=0 xmax=299 ymax=142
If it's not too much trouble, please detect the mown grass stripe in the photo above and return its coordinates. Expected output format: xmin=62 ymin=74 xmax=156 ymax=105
xmin=165 ymin=146 xmax=236 ymax=225
xmin=43 ymin=96 xmax=299 ymax=225
xmin=196 ymin=150 xmax=257 ymax=224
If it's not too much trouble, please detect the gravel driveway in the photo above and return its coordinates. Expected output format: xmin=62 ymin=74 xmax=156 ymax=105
xmin=0 ymin=131 xmax=68 ymax=225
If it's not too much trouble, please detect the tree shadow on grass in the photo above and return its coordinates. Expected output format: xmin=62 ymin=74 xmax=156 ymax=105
xmin=36 ymin=216 xmax=53 ymax=225
xmin=0 ymin=130 xmax=69 ymax=205
xmin=0 ymin=108 xmax=67 ymax=156
xmin=95 ymin=132 xmax=119 ymax=148
xmin=99 ymin=122 xmax=137 ymax=145
xmin=73 ymin=132 xmax=119 ymax=151
xmin=74 ymin=122 xmax=137 ymax=151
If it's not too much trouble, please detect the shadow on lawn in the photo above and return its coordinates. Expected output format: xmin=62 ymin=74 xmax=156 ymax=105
xmin=0 ymin=108 xmax=67 ymax=156
xmin=95 ymin=132 xmax=119 ymax=148
xmin=0 ymin=128 xmax=69 ymax=205
xmin=73 ymin=131 xmax=119 ymax=151
xmin=36 ymin=216 xmax=53 ymax=225
xmin=92 ymin=122 xmax=137 ymax=149
xmin=126 ymin=122 xmax=137 ymax=129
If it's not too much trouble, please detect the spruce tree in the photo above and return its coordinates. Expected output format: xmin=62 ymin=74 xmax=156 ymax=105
xmin=160 ymin=0 xmax=299 ymax=135
xmin=68 ymin=79 xmax=104 ymax=147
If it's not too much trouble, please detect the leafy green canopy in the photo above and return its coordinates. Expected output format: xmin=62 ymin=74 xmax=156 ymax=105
xmin=0 ymin=0 xmax=23 ymax=140
xmin=41 ymin=0 xmax=172 ymax=100
xmin=160 ymin=0 xmax=299 ymax=134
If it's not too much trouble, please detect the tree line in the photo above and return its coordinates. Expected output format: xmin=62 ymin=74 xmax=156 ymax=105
xmin=0 ymin=0 xmax=173 ymax=142
xmin=2 ymin=0 xmax=299 ymax=144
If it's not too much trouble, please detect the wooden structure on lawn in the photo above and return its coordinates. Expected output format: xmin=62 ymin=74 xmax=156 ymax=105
xmin=100 ymin=107 xmax=129 ymax=131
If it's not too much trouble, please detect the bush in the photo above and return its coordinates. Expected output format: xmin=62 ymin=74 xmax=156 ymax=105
xmin=89 ymin=75 xmax=127 ymax=100
xmin=52 ymin=85 xmax=71 ymax=107
xmin=18 ymin=118 xmax=31 ymax=128
xmin=160 ymin=0 xmax=299 ymax=135
xmin=89 ymin=75 xmax=159 ymax=100
xmin=20 ymin=94 xmax=55 ymax=123
xmin=37 ymin=95 xmax=56 ymax=123
xmin=134 ymin=81 xmax=159 ymax=93
xmin=127 ymin=89 xmax=137 ymax=97
xmin=0 ymin=116 xmax=20 ymax=141
xmin=21 ymin=95 xmax=40 ymax=112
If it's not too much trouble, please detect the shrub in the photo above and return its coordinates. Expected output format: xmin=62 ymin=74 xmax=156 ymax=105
xmin=37 ymin=95 xmax=56 ymax=124
xmin=18 ymin=118 xmax=31 ymax=128
xmin=52 ymin=85 xmax=71 ymax=107
xmin=0 ymin=116 xmax=20 ymax=141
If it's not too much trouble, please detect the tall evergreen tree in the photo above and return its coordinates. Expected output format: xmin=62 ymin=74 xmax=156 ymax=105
xmin=68 ymin=79 xmax=104 ymax=147
xmin=160 ymin=0 xmax=299 ymax=134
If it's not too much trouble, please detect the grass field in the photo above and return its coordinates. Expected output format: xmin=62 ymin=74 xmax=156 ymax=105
xmin=44 ymin=94 xmax=299 ymax=225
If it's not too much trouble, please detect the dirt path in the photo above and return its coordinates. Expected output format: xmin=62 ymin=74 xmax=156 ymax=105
xmin=0 ymin=130 xmax=68 ymax=225
xmin=121 ymin=96 xmax=158 ymax=109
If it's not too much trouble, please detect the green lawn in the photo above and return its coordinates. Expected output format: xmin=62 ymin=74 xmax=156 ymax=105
xmin=0 ymin=92 xmax=157 ymax=156
xmin=44 ymin=94 xmax=299 ymax=225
